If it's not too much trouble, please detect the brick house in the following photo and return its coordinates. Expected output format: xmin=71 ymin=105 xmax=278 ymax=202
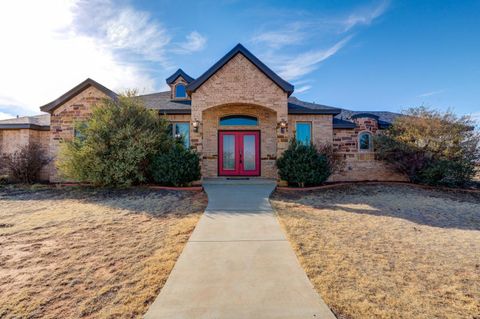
xmin=0 ymin=44 xmax=405 ymax=183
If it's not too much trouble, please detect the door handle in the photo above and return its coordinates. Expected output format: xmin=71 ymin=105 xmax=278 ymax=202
xmin=239 ymin=152 xmax=243 ymax=164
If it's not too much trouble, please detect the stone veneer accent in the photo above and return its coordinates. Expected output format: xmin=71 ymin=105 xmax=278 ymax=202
xmin=190 ymin=52 xmax=289 ymax=179
xmin=49 ymin=86 xmax=110 ymax=182
xmin=330 ymin=116 xmax=407 ymax=182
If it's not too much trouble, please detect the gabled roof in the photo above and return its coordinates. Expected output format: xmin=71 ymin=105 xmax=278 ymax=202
xmin=287 ymin=97 xmax=341 ymax=115
xmin=39 ymin=78 xmax=117 ymax=113
xmin=187 ymin=43 xmax=294 ymax=96
xmin=166 ymin=69 xmax=195 ymax=84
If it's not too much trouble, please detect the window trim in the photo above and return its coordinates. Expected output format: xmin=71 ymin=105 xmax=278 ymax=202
xmin=174 ymin=83 xmax=187 ymax=99
xmin=219 ymin=115 xmax=259 ymax=126
xmin=295 ymin=121 xmax=312 ymax=145
xmin=171 ymin=122 xmax=190 ymax=148
xmin=358 ymin=131 xmax=373 ymax=151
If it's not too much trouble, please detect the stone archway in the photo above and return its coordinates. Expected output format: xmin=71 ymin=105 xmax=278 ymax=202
xmin=199 ymin=103 xmax=280 ymax=179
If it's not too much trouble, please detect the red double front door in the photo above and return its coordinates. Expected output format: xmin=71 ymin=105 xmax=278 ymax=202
xmin=218 ymin=131 xmax=260 ymax=176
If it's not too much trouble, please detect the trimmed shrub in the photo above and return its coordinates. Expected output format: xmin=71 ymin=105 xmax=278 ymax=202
xmin=276 ymin=140 xmax=333 ymax=187
xmin=4 ymin=143 xmax=49 ymax=183
xmin=57 ymin=93 xmax=173 ymax=187
xmin=149 ymin=143 xmax=201 ymax=186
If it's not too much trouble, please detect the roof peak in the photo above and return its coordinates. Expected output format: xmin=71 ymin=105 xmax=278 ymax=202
xmin=166 ymin=69 xmax=194 ymax=84
xmin=39 ymin=78 xmax=117 ymax=113
xmin=186 ymin=43 xmax=294 ymax=96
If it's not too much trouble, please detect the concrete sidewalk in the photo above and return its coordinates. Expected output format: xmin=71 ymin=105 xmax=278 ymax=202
xmin=144 ymin=180 xmax=335 ymax=319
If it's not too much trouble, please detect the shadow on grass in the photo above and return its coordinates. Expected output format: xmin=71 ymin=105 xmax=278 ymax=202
xmin=272 ymin=183 xmax=480 ymax=231
xmin=0 ymin=185 xmax=207 ymax=219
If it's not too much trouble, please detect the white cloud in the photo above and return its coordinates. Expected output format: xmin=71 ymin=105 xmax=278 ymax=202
xmin=342 ymin=0 xmax=390 ymax=32
xmin=418 ymin=90 xmax=444 ymax=98
xmin=0 ymin=112 xmax=14 ymax=120
xmin=295 ymin=85 xmax=312 ymax=94
xmin=173 ymin=31 xmax=207 ymax=54
xmin=251 ymin=24 xmax=305 ymax=49
xmin=276 ymin=36 xmax=352 ymax=81
xmin=470 ymin=112 xmax=480 ymax=123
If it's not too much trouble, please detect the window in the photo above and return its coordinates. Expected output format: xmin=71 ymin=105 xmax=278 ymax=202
xmin=171 ymin=122 xmax=190 ymax=148
xmin=219 ymin=115 xmax=258 ymax=126
xmin=73 ymin=122 xmax=88 ymax=141
xmin=175 ymin=84 xmax=187 ymax=98
xmin=296 ymin=122 xmax=311 ymax=145
xmin=359 ymin=132 xmax=373 ymax=151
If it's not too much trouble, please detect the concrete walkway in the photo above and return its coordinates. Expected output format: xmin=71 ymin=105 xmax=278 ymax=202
xmin=144 ymin=179 xmax=335 ymax=319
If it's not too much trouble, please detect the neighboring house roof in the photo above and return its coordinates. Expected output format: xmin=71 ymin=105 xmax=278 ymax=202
xmin=39 ymin=78 xmax=117 ymax=113
xmin=166 ymin=69 xmax=195 ymax=84
xmin=287 ymin=97 xmax=341 ymax=115
xmin=0 ymin=114 xmax=50 ymax=130
xmin=337 ymin=109 xmax=399 ymax=124
xmin=187 ymin=43 xmax=294 ymax=96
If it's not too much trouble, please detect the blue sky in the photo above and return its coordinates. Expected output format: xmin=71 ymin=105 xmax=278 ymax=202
xmin=0 ymin=0 xmax=479 ymax=120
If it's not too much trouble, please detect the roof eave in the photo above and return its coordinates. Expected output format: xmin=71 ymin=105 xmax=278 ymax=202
xmin=157 ymin=109 xmax=192 ymax=115
xmin=0 ymin=124 xmax=50 ymax=131
xmin=288 ymin=109 xmax=342 ymax=116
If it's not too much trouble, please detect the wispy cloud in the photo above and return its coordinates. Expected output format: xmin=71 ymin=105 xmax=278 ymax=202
xmin=172 ymin=31 xmax=208 ymax=54
xmin=251 ymin=23 xmax=305 ymax=49
xmin=417 ymin=90 xmax=444 ymax=98
xmin=252 ymin=1 xmax=389 ymax=84
xmin=342 ymin=0 xmax=390 ymax=32
xmin=276 ymin=36 xmax=352 ymax=81
xmin=295 ymin=85 xmax=312 ymax=94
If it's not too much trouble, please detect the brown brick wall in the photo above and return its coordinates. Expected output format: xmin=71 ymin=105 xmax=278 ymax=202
xmin=49 ymin=86 xmax=110 ymax=182
xmin=0 ymin=128 xmax=50 ymax=181
xmin=288 ymin=114 xmax=333 ymax=146
xmin=190 ymin=52 xmax=288 ymax=178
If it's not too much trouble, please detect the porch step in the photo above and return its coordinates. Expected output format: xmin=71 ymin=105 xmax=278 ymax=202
xmin=202 ymin=177 xmax=277 ymax=185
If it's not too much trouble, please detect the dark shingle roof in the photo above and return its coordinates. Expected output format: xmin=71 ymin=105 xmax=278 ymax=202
xmin=187 ymin=43 xmax=294 ymax=96
xmin=287 ymin=97 xmax=341 ymax=115
xmin=40 ymin=78 xmax=117 ymax=113
xmin=166 ymin=69 xmax=195 ymax=84
xmin=333 ymin=118 xmax=356 ymax=129
xmin=137 ymin=91 xmax=192 ymax=114
xmin=0 ymin=114 xmax=50 ymax=130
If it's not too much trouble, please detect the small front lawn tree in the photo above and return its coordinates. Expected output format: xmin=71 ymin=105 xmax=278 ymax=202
xmin=58 ymin=92 xmax=173 ymax=187
xmin=375 ymin=106 xmax=479 ymax=187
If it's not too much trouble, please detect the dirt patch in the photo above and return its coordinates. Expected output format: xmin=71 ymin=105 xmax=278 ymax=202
xmin=271 ymin=184 xmax=480 ymax=319
xmin=0 ymin=186 xmax=207 ymax=319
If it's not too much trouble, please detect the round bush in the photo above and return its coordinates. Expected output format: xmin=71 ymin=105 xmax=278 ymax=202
xmin=150 ymin=144 xmax=201 ymax=186
xmin=276 ymin=140 xmax=331 ymax=187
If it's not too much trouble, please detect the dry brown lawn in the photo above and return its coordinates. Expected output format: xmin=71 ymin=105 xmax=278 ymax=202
xmin=0 ymin=186 xmax=207 ymax=319
xmin=271 ymin=184 xmax=480 ymax=319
